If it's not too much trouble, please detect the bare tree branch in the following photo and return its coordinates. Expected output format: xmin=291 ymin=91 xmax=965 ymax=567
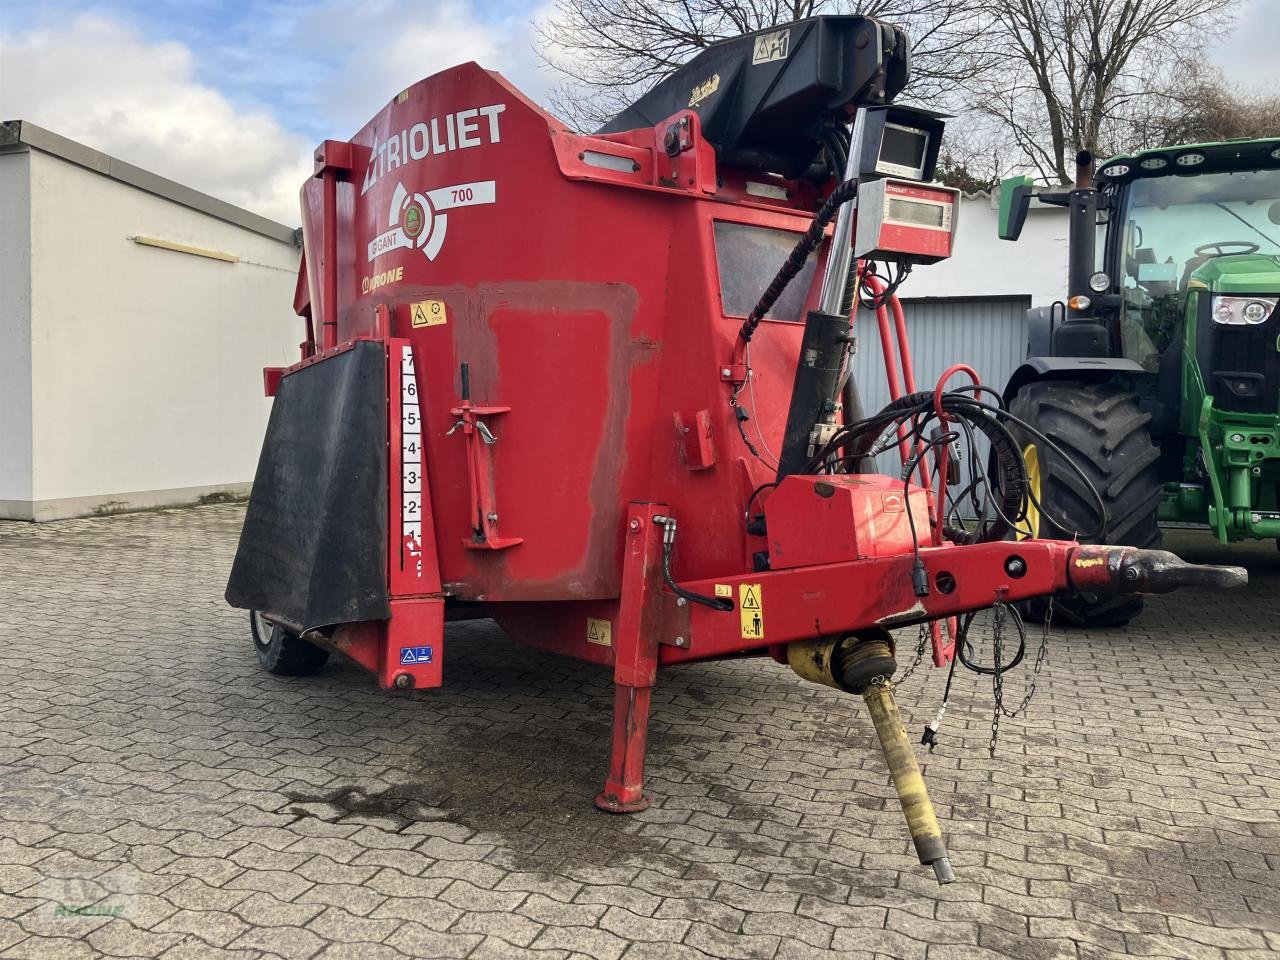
xmin=535 ymin=0 xmax=988 ymax=129
xmin=964 ymin=0 xmax=1245 ymax=183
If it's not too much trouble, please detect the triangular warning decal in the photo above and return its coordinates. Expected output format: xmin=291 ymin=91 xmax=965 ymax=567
xmin=738 ymin=583 xmax=764 ymax=640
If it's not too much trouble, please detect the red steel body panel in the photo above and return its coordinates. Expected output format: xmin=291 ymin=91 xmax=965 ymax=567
xmin=296 ymin=64 xmax=819 ymax=611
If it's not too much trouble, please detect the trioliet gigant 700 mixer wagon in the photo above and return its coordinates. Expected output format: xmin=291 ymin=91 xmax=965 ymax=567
xmin=226 ymin=15 xmax=1244 ymax=883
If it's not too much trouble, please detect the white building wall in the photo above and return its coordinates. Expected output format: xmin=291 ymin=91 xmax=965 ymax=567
xmin=901 ymin=194 xmax=1069 ymax=307
xmin=7 ymin=148 xmax=302 ymax=520
xmin=0 ymin=151 xmax=34 ymax=506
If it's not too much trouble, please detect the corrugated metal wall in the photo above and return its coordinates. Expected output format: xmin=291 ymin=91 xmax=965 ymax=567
xmin=849 ymin=296 xmax=1030 ymax=505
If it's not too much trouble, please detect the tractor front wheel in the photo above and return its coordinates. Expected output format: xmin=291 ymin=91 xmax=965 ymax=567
xmin=1009 ymin=380 xmax=1161 ymax=627
xmin=250 ymin=611 xmax=330 ymax=676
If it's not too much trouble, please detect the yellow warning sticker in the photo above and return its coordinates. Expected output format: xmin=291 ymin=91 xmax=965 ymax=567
xmin=739 ymin=583 xmax=764 ymax=640
xmin=587 ymin=617 xmax=612 ymax=647
xmin=410 ymin=300 xmax=447 ymax=327
xmin=714 ymin=583 xmax=732 ymax=598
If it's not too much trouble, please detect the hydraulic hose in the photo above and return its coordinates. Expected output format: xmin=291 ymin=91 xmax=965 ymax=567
xmin=819 ymin=390 xmax=1026 ymax=543
xmin=739 ymin=179 xmax=860 ymax=344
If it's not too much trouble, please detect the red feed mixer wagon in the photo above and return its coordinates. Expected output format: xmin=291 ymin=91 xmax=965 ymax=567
xmin=227 ymin=16 xmax=1244 ymax=883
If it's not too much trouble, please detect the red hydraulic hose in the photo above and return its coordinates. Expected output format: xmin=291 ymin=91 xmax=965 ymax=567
xmin=864 ymin=270 xmax=928 ymax=487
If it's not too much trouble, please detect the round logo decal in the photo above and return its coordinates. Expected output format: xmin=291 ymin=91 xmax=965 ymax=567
xmin=402 ymin=200 xmax=426 ymax=239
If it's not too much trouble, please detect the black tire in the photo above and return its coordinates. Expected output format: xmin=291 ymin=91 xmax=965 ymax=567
xmin=250 ymin=612 xmax=330 ymax=676
xmin=1009 ymin=380 xmax=1161 ymax=628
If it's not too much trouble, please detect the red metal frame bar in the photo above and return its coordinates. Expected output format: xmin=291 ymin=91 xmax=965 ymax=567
xmin=657 ymin=538 xmax=1079 ymax=666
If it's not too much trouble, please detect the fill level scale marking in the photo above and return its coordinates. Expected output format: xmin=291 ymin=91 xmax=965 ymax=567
xmin=401 ymin=345 xmax=424 ymax=577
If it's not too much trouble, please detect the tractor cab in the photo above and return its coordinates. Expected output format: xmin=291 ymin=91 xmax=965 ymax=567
xmin=995 ymin=139 xmax=1280 ymax=626
xmin=1095 ymin=149 xmax=1280 ymax=396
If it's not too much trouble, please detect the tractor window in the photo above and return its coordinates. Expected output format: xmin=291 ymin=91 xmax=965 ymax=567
xmin=1117 ymin=168 xmax=1280 ymax=370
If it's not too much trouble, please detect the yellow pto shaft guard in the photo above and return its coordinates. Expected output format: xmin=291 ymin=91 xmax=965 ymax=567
xmin=787 ymin=632 xmax=954 ymax=884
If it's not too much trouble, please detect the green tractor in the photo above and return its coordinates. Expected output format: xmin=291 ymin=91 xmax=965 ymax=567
xmin=999 ymin=138 xmax=1280 ymax=626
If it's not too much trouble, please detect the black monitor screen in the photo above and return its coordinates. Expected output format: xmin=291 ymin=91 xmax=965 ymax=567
xmin=880 ymin=124 xmax=928 ymax=172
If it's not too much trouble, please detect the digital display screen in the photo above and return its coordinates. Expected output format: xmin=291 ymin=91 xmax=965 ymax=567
xmin=879 ymin=124 xmax=928 ymax=174
xmin=887 ymin=197 xmax=945 ymax=228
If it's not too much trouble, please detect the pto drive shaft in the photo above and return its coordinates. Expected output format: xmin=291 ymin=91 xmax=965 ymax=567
xmin=788 ymin=632 xmax=954 ymax=884
xmin=862 ymin=673 xmax=954 ymax=883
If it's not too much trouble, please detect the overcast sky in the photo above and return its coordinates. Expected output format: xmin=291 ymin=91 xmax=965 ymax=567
xmin=1 ymin=0 xmax=1276 ymax=224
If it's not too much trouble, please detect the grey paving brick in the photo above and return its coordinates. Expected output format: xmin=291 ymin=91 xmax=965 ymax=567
xmin=0 ymin=935 xmax=102 ymax=959
xmin=231 ymin=892 xmax=326 ymax=928
xmin=229 ymin=924 xmax=328 ymax=959
xmin=683 ymin=921 xmax=781 ymax=960
xmin=313 ymin=943 xmax=412 ymax=960
xmin=518 ymin=893 xmax=608 ymax=928
xmin=2 ymin=509 xmax=1277 ymax=960
xmin=154 ymin=906 xmax=252 ymax=946
xmin=382 ymin=921 xmax=483 ymax=958
xmin=84 ymin=922 xmax=185 ymax=957
xmin=534 ymin=925 xmax=630 ymax=960
xmin=450 ymin=909 xmax=546 ymax=946
xmin=367 ymin=895 xmax=461 ymax=931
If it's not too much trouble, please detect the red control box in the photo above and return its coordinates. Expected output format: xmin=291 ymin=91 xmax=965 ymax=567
xmin=764 ymin=474 xmax=933 ymax=571
xmin=854 ymin=178 xmax=959 ymax=265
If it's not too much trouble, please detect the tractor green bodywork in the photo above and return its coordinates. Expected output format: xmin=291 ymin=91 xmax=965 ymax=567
xmin=1001 ymin=139 xmax=1280 ymax=543
xmin=1175 ymin=257 xmax=1280 ymax=539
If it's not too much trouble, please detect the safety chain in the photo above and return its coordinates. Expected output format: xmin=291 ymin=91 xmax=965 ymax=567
xmin=893 ymin=623 xmax=931 ymax=688
xmin=988 ymin=598 xmax=1053 ymax=757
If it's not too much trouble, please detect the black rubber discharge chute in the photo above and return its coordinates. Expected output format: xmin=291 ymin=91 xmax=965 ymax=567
xmin=226 ymin=340 xmax=390 ymax=633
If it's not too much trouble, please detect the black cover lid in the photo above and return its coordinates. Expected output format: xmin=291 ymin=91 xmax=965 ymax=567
xmin=597 ymin=16 xmax=910 ymax=180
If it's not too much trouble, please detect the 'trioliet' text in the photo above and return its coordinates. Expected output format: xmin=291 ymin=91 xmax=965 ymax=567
xmin=361 ymin=104 xmax=506 ymax=195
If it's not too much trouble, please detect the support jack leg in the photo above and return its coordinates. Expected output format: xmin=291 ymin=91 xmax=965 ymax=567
xmin=595 ymin=683 xmax=653 ymax=813
xmin=595 ymin=501 xmax=666 ymax=814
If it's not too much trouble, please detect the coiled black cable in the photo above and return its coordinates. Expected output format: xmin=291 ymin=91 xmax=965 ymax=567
xmin=738 ymin=178 xmax=860 ymax=344
xmin=954 ymin=607 xmax=1026 ymax=675
xmin=796 ymin=387 xmax=1106 ymax=545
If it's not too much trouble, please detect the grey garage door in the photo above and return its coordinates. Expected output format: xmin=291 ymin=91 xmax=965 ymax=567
xmin=849 ymin=296 xmax=1030 ymax=509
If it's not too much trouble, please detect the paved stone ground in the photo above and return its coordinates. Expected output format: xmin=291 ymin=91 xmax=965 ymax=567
xmin=1 ymin=504 xmax=1278 ymax=960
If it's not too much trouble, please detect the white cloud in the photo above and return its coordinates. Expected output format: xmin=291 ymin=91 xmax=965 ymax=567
xmin=0 ymin=14 xmax=312 ymax=224
xmin=294 ymin=0 xmax=559 ymax=134
xmin=0 ymin=3 xmax=571 ymax=224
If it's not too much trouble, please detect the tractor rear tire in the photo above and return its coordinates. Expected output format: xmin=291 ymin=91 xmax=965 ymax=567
xmin=251 ymin=612 xmax=330 ymax=676
xmin=1009 ymin=380 xmax=1161 ymax=628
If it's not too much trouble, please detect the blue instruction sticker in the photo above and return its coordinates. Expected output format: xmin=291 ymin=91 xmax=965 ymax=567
xmin=399 ymin=646 xmax=433 ymax=665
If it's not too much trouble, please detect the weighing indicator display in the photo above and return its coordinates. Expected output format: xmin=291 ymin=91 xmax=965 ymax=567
xmin=887 ymin=197 xmax=947 ymax=229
